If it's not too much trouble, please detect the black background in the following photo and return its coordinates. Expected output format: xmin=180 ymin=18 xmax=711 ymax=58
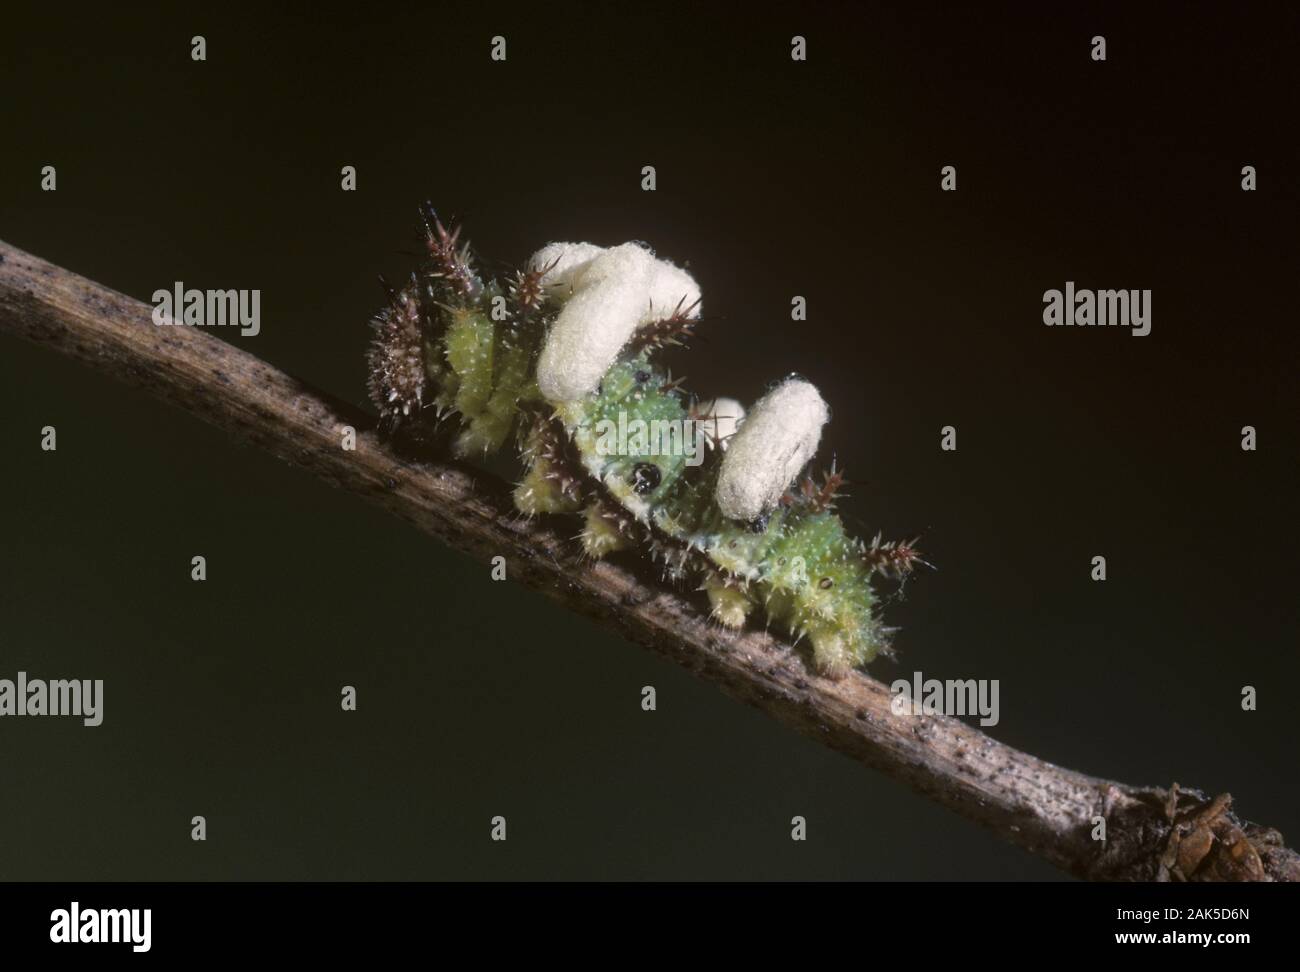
xmin=1 ymin=1 xmax=1296 ymax=881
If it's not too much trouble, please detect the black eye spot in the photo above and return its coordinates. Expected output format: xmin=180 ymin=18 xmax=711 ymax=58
xmin=634 ymin=369 xmax=651 ymax=384
xmin=748 ymin=513 xmax=770 ymax=534
xmin=631 ymin=462 xmax=661 ymax=494
xmin=819 ymin=577 xmax=833 ymax=589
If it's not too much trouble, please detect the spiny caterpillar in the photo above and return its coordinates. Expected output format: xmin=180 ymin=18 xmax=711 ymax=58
xmin=367 ymin=205 xmax=924 ymax=678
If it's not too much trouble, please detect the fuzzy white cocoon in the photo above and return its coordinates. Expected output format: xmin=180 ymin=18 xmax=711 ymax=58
xmin=695 ymin=397 xmax=745 ymax=450
xmin=714 ymin=379 xmax=829 ymax=521
xmin=529 ymin=242 xmax=607 ymax=297
xmin=534 ymin=242 xmax=701 ymax=403
xmin=645 ymin=259 xmax=702 ymax=322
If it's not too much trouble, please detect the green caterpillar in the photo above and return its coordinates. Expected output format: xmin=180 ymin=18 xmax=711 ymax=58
xmin=367 ymin=205 xmax=923 ymax=678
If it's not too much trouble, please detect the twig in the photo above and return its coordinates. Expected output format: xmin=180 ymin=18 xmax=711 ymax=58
xmin=1 ymin=237 xmax=1294 ymax=882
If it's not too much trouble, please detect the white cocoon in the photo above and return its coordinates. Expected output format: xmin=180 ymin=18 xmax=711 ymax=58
xmin=535 ymin=242 xmax=702 ymax=403
xmin=714 ymin=379 xmax=829 ymax=521
xmin=536 ymin=243 xmax=655 ymax=402
xmin=695 ymin=397 xmax=745 ymax=450
xmin=528 ymin=241 xmax=607 ymax=296
xmin=644 ymin=259 xmax=702 ymax=322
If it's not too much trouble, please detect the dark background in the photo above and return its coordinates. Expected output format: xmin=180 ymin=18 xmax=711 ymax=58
xmin=0 ymin=2 xmax=1295 ymax=880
